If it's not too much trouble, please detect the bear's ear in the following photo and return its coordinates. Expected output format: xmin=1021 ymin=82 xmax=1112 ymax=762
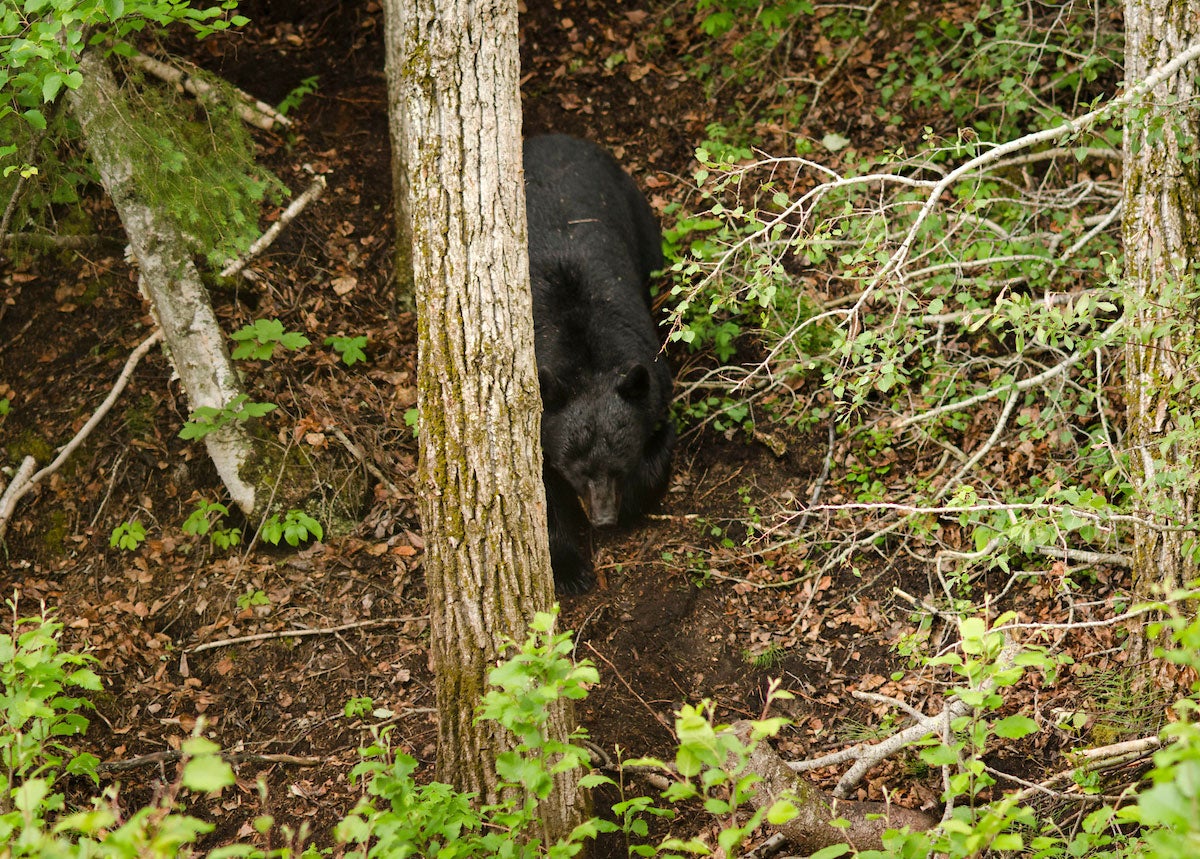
xmin=616 ymin=362 xmax=650 ymax=400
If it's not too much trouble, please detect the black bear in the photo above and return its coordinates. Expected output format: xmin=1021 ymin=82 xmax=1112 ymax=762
xmin=524 ymin=134 xmax=674 ymax=594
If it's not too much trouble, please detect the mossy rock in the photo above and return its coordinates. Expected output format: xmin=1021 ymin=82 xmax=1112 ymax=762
xmin=7 ymin=429 xmax=55 ymax=465
xmin=245 ymin=438 xmax=369 ymax=539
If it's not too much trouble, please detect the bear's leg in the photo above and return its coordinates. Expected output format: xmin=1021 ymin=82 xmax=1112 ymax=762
xmin=545 ymin=468 xmax=596 ymax=594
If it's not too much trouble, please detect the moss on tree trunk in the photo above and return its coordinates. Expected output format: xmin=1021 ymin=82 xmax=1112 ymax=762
xmin=386 ymin=0 xmax=588 ymax=845
xmin=1122 ymin=0 xmax=1200 ymax=674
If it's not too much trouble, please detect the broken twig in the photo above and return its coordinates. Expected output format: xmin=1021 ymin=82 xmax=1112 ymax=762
xmin=187 ymin=614 xmax=427 ymax=654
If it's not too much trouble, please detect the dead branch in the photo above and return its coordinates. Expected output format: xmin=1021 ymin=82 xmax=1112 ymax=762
xmin=1001 ymin=735 xmax=1160 ymax=805
xmin=220 ymin=175 xmax=327 ymax=279
xmin=332 ymin=425 xmax=399 ymax=494
xmin=186 ymin=614 xmax=427 ymax=653
xmin=129 ymin=51 xmax=291 ymax=131
xmin=805 ymin=637 xmax=1020 ymax=799
xmin=794 ymin=422 xmax=835 ymax=533
xmin=1034 ymin=544 xmax=1131 ymax=568
xmin=0 ymin=233 xmax=125 ymax=252
xmin=731 ymin=721 xmax=936 ymax=853
xmin=0 ymin=328 xmax=163 ymax=543
xmin=0 ymin=457 xmax=38 ymax=543
xmin=98 ymin=750 xmax=322 ymax=775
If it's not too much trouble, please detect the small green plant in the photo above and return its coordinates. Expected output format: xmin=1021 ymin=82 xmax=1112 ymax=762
xmin=276 ymin=75 xmax=319 ymax=117
xmin=179 ymin=393 xmax=276 ymax=440
xmin=325 ymin=333 xmax=368 ymax=366
xmin=260 ymin=509 xmax=323 ymax=547
xmin=742 ymin=644 xmax=784 ymax=669
xmin=682 ymin=395 xmax=753 ymax=434
xmin=0 ymin=398 xmax=9 ymax=417
xmin=0 ymin=604 xmax=101 ymax=793
xmin=230 ymin=318 xmax=311 ymax=361
xmin=344 ymin=696 xmax=374 ymax=719
xmin=0 ymin=607 xmax=289 ymax=856
xmin=182 ymin=498 xmax=242 ymax=550
xmin=404 ymin=407 xmax=420 ymax=438
xmin=336 ymin=608 xmax=606 ymax=857
xmin=617 ymin=684 xmax=799 ymax=858
xmin=108 ymin=520 xmax=146 ymax=551
xmin=236 ymin=589 xmax=270 ymax=611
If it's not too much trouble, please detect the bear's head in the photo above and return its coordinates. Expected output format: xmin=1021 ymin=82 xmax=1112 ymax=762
xmin=541 ymin=362 xmax=652 ymax=527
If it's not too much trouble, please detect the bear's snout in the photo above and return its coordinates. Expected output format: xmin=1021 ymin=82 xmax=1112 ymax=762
xmin=583 ymin=478 xmax=621 ymax=527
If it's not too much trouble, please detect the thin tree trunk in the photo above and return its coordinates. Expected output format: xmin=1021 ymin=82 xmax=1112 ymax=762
xmin=68 ymin=48 xmax=262 ymax=516
xmin=1122 ymin=0 xmax=1200 ymax=669
xmin=381 ymin=4 xmax=415 ymax=312
xmin=386 ymin=0 xmax=587 ymax=845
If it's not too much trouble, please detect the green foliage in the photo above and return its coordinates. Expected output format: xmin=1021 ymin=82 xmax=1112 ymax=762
xmin=275 ymin=75 xmax=318 ymax=117
xmin=182 ymin=498 xmax=242 ymax=550
xmin=870 ymin=602 xmax=1200 ymax=859
xmin=403 ymin=407 xmax=420 ymax=438
xmin=179 ymin=393 xmax=276 ymax=440
xmin=337 ymin=608 xmax=607 ymax=858
xmin=8 ymin=599 xmax=1200 ymax=859
xmin=616 ymin=685 xmax=798 ymax=858
xmin=0 ymin=604 xmax=101 ymax=800
xmin=231 ymin=318 xmax=311 ymax=361
xmin=877 ymin=0 xmax=1121 ymax=141
xmin=0 ymin=398 xmax=9 ymax=417
xmin=0 ymin=0 xmax=283 ymax=267
xmin=236 ymin=588 xmax=269 ymax=611
xmin=343 ymin=696 xmax=374 ymax=720
xmin=325 ymin=333 xmax=369 ymax=366
xmin=0 ymin=0 xmax=245 ymax=144
xmin=108 ymin=519 xmax=145 ymax=551
xmin=692 ymin=0 xmax=816 ymax=92
xmin=260 ymin=509 xmax=322 ymax=547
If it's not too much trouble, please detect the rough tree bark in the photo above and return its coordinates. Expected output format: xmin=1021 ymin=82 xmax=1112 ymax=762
xmin=1122 ymin=0 xmax=1200 ymax=667
xmin=381 ymin=5 xmax=415 ymax=311
xmin=68 ymin=47 xmax=262 ymax=516
xmin=385 ymin=0 xmax=587 ymax=845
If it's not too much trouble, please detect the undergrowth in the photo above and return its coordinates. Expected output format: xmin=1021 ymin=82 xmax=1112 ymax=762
xmin=5 ymin=600 xmax=1200 ymax=856
xmin=660 ymin=0 xmax=1137 ymax=585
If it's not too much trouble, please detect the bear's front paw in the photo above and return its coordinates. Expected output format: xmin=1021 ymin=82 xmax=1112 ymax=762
xmin=553 ymin=558 xmax=596 ymax=595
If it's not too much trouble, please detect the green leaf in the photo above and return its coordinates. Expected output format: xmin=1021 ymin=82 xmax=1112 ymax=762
xmin=919 ymin=743 xmax=959 ymax=766
xmin=22 ymin=108 xmax=46 ymax=130
xmin=766 ymin=798 xmax=800 ymax=825
xmin=67 ymin=668 xmax=103 ymax=691
xmin=41 ymin=72 xmax=62 ymax=102
xmin=993 ymin=714 xmax=1039 ymax=739
xmin=807 ymin=845 xmax=851 ymax=859
xmin=182 ymin=750 xmax=235 ymax=794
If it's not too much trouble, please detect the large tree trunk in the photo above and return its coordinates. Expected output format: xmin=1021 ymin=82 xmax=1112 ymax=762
xmin=385 ymin=0 xmax=587 ymax=845
xmin=1122 ymin=0 xmax=1200 ymax=667
xmin=68 ymin=48 xmax=262 ymax=516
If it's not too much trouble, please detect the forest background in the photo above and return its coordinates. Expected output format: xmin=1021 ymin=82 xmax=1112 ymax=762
xmin=1 ymin=0 xmax=1200 ymax=855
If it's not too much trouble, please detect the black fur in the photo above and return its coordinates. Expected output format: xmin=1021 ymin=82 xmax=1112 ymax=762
xmin=524 ymin=134 xmax=674 ymax=593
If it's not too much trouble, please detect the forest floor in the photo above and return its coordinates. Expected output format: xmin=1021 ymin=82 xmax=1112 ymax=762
xmin=0 ymin=0 xmax=1148 ymax=854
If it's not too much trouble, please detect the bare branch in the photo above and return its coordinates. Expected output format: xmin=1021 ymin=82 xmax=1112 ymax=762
xmin=186 ymin=615 xmax=427 ymax=654
xmin=0 ymin=328 xmax=163 ymax=543
xmin=220 ymin=175 xmax=327 ymax=279
xmin=129 ymin=52 xmax=292 ymax=131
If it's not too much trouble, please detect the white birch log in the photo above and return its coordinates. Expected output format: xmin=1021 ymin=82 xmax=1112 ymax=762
xmin=68 ymin=47 xmax=261 ymax=515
